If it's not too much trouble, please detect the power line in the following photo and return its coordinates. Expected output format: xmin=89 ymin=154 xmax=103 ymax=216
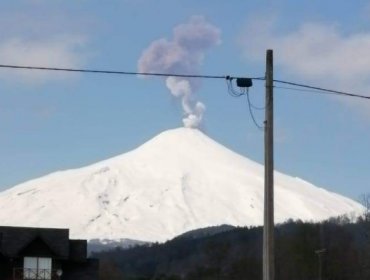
xmin=274 ymin=86 xmax=325 ymax=94
xmin=0 ymin=62 xmax=267 ymax=130
xmin=226 ymin=78 xmax=245 ymax=97
xmin=1 ymin=63 xmax=369 ymax=100
xmin=274 ymin=79 xmax=370 ymax=100
xmin=246 ymin=89 xmax=264 ymax=130
xmin=0 ymin=64 xmax=263 ymax=81
xmin=246 ymin=89 xmax=265 ymax=110
xmin=226 ymin=78 xmax=264 ymax=130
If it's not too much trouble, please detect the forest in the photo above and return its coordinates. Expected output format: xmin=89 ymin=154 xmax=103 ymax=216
xmin=94 ymin=214 xmax=370 ymax=280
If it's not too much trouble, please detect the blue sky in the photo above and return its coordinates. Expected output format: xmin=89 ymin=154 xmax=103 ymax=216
xmin=0 ymin=0 xmax=369 ymax=200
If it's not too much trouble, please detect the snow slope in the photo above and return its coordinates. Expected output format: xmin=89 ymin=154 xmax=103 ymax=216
xmin=0 ymin=128 xmax=364 ymax=242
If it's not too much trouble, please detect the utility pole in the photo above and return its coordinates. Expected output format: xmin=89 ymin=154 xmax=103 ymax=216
xmin=315 ymin=249 xmax=326 ymax=280
xmin=263 ymin=49 xmax=274 ymax=280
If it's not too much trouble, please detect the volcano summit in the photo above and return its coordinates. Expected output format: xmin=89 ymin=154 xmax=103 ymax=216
xmin=0 ymin=128 xmax=363 ymax=242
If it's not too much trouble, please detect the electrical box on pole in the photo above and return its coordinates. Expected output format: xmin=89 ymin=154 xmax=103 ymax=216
xmin=236 ymin=78 xmax=253 ymax=88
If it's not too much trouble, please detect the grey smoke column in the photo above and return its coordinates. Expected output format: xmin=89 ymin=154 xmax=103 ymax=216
xmin=138 ymin=16 xmax=221 ymax=128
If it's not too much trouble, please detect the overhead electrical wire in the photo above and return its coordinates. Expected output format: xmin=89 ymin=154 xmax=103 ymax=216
xmin=0 ymin=63 xmax=369 ymax=101
xmin=2 ymin=62 xmax=370 ymax=132
xmin=273 ymin=79 xmax=370 ymax=100
xmin=226 ymin=78 xmax=264 ymax=130
xmin=0 ymin=64 xmax=264 ymax=81
xmin=246 ymin=89 xmax=265 ymax=110
xmin=274 ymin=85 xmax=327 ymax=94
xmin=245 ymin=88 xmax=264 ymax=130
xmin=226 ymin=77 xmax=244 ymax=97
xmin=0 ymin=63 xmax=267 ymax=130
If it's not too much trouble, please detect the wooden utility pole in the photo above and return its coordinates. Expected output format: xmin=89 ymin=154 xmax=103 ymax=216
xmin=263 ymin=49 xmax=274 ymax=280
xmin=315 ymin=249 xmax=326 ymax=280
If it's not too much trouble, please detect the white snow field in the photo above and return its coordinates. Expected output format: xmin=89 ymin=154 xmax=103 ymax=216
xmin=0 ymin=128 xmax=364 ymax=242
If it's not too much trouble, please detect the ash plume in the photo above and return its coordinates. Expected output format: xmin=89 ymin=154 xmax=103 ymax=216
xmin=138 ymin=16 xmax=221 ymax=128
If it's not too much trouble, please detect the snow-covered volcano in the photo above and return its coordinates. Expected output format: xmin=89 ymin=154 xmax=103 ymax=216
xmin=0 ymin=128 xmax=364 ymax=242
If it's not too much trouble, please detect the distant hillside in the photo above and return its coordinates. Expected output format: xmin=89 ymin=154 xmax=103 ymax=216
xmin=87 ymin=225 xmax=235 ymax=255
xmin=88 ymin=238 xmax=148 ymax=255
xmin=173 ymin=224 xmax=235 ymax=240
xmin=94 ymin=216 xmax=370 ymax=280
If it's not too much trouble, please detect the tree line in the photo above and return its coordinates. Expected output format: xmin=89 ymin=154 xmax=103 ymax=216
xmin=94 ymin=213 xmax=370 ymax=280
